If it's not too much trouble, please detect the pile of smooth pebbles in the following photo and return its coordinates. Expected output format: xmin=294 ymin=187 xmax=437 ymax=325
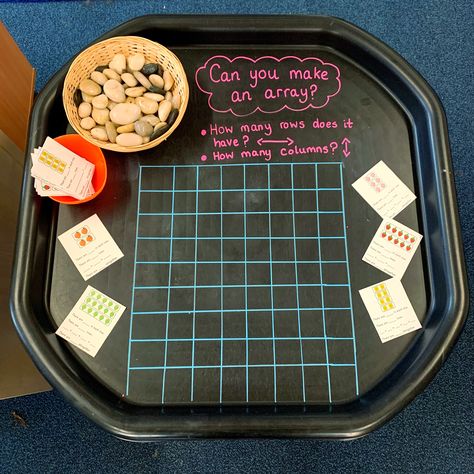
xmin=74 ymin=52 xmax=181 ymax=147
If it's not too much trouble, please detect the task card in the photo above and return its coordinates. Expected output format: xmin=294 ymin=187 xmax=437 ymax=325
xmin=58 ymin=214 xmax=124 ymax=280
xmin=56 ymin=286 xmax=126 ymax=357
xmin=359 ymin=278 xmax=421 ymax=343
xmin=352 ymin=161 xmax=416 ymax=218
xmin=362 ymin=218 xmax=422 ymax=279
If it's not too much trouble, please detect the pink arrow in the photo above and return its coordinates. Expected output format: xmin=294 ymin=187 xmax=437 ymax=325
xmin=257 ymin=137 xmax=295 ymax=146
xmin=341 ymin=137 xmax=351 ymax=157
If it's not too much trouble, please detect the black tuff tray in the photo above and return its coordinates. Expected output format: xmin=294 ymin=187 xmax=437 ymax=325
xmin=10 ymin=15 xmax=468 ymax=439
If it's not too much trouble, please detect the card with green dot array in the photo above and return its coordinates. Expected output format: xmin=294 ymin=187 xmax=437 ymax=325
xmin=56 ymin=285 xmax=126 ymax=357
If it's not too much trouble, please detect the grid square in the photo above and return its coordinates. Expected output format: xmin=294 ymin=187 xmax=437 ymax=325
xmin=293 ymin=164 xmax=316 ymax=189
xmin=137 ymin=239 xmax=170 ymax=262
xmin=223 ymin=340 xmax=246 ymax=366
xmin=317 ymin=164 xmax=341 ymax=188
xmin=318 ymin=190 xmax=342 ymax=211
xmin=136 ymin=263 xmax=169 ymax=287
xmin=223 ymin=263 xmax=244 ymax=284
xmin=197 ymin=239 xmax=221 ymax=261
xmin=321 ymin=263 xmax=349 ymax=284
xmin=247 ymin=239 xmax=270 ymax=261
xmin=318 ymin=214 xmax=344 ymax=237
xmin=295 ymin=239 xmax=319 ymax=261
xmin=246 ymin=191 xmax=269 ymax=212
xmin=141 ymin=167 xmax=174 ymax=190
xmin=222 ymin=367 xmax=246 ymax=401
xmin=247 ymin=263 xmax=271 ymax=285
xmin=193 ymin=368 xmax=220 ymax=402
xmin=222 ymin=166 xmax=244 ymax=190
xmin=172 ymin=239 xmax=195 ymax=261
xmin=132 ymin=314 xmax=167 ymax=340
xmin=297 ymin=263 xmax=321 ymax=284
xmin=195 ymin=312 xmax=221 ymax=338
xmin=173 ymin=191 xmax=196 ymax=213
xmin=196 ymin=214 xmax=220 ymax=238
xmin=169 ymin=288 xmax=194 ymax=311
xmin=140 ymin=192 xmax=173 ymax=214
xmin=175 ymin=167 xmax=197 ymax=190
xmin=300 ymin=310 xmax=324 ymax=338
xmin=328 ymin=339 xmax=356 ymax=365
xmin=273 ymin=285 xmax=297 ymax=309
xmin=223 ymin=287 xmax=245 ymax=310
xmin=165 ymin=341 xmax=193 ymax=367
xmin=271 ymin=238 xmax=294 ymax=261
xmin=134 ymin=288 xmax=167 ymax=313
xmin=199 ymin=166 xmax=221 ymax=190
xmin=295 ymin=214 xmax=318 ymax=237
xmin=223 ymin=239 xmax=244 ymax=261
xmin=168 ymin=313 xmax=193 ymax=339
xmin=323 ymin=286 xmax=351 ymax=309
xmin=325 ymin=310 xmax=353 ymax=338
xmin=138 ymin=215 xmax=170 ymax=237
xmin=222 ymin=191 xmax=244 ymax=212
xmin=194 ymin=340 xmax=221 ymax=366
xmin=271 ymin=214 xmax=293 ymax=237
xmin=247 ymin=287 xmax=271 ymax=310
xmin=270 ymin=190 xmax=292 ymax=211
xmin=223 ymin=312 xmax=247 ymax=338
xmin=276 ymin=366 xmax=303 ymax=401
xmin=198 ymin=191 xmax=221 ymax=213
xmin=301 ymin=339 xmax=326 ymax=364
xmin=246 ymin=214 xmax=269 ymax=237
xmin=248 ymin=339 xmax=274 ymax=365
xmin=303 ymin=366 xmax=329 ymax=403
xmin=298 ymin=286 xmax=323 ymax=309
xmin=274 ymin=310 xmax=299 ymax=337
xmin=246 ymin=165 xmax=268 ymax=189
xmin=163 ymin=369 xmax=191 ymax=403
xmin=272 ymin=263 xmax=296 ymax=285
xmin=172 ymin=215 xmax=195 ymax=238
xmin=270 ymin=165 xmax=292 ymax=189
xmin=130 ymin=341 xmax=165 ymax=367
xmin=294 ymin=190 xmax=317 ymax=212
xmin=196 ymin=263 xmax=221 ymax=285
xmin=222 ymin=214 xmax=244 ymax=237
xmin=248 ymin=367 xmax=275 ymax=402
xmin=319 ymin=239 xmax=346 ymax=261
xmin=275 ymin=339 xmax=302 ymax=364
xmin=196 ymin=288 xmax=221 ymax=311
xmin=248 ymin=311 xmax=273 ymax=338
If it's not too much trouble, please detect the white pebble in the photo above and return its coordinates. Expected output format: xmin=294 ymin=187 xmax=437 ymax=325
xmin=171 ymin=91 xmax=181 ymax=109
xmin=116 ymin=133 xmax=143 ymax=146
xmin=91 ymin=94 xmax=108 ymax=109
xmin=128 ymin=53 xmax=145 ymax=71
xmin=125 ymin=86 xmax=146 ymax=97
xmin=81 ymin=92 xmax=93 ymax=103
xmin=165 ymin=91 xmax=172 ymax=101
xmin=136 ymin=97 xmax=158 ymax=115
xmin=133 ymin=71 xmax=152 ymax=89
xmin=90 ymin=71 xmax=107 ymax=86
xmin=80 ymin=117 xmax=95 ymax=130
xmin=79 ymin=79 xmax=101 ymax=96
xmin=121 ymin=72 xmax=138 ymax=87
xmin=116 ymin=123 xmax=135 ymax=133
xmin=158 ymin=100 xmax=172 ymax=122
xmin=92 ymin=107 xmax=109 ymax=125
xmin=91 ymin=127 xmax=108 ymax=141
xmin=105 ymin=121 xmax=117 ymax=143
xmin=109 ymin=103 xmax=141 ymax=125
xmin=78 ymin=102 xmax=92 ymax=118
xmin=109 ymin=53 xmax=126 ymax=75
xmin=103 ymin=68 xmax=121 ymax=81
xmin=163 ymin=70 xmax=174 ymax=91
xmin=144 ymin=92 xmax=164 ymax=102
xmin=149 ymin=74 xmax=164 ymax=89
xmin=142 ymin=114 xmax=160 ymax=126
xmin=103 ymin=79 xmax=126 ymax=103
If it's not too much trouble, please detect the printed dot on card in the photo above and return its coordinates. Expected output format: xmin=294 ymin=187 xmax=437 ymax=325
xmin=365 ymin=176 xmax=371 ymax=182
xmin=375 ymin=187 xmax=381 ymax=193
xmin=79 ymin=240 xmax=86 ymax=247
xmin=74 ymin=232 xmax=81 ymax=239
xmin=81 ymin=227 xmax=88 ymax=234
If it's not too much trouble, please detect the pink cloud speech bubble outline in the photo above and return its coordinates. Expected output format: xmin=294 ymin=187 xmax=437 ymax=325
xmin=195 ymin=55 xmax=342 ymax=117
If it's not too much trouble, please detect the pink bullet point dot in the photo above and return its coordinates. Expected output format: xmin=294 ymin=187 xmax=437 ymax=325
xmin=200 ymin=154 xmax=207 ymax=162
xmin=201 ymin=129 xmax=207 ymax=136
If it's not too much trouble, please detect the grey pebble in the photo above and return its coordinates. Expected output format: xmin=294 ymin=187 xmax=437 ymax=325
xmin=141 ymin=63 xmax=159 ymax=75
xmin=134 ymin=120 xmax=153 ymax=137
xmin=167 ymin=108 xmax=179 ymax=127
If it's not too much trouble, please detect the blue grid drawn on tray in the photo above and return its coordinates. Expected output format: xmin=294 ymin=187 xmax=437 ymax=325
xmin=126 ymin=162 xmax=359 ymax=403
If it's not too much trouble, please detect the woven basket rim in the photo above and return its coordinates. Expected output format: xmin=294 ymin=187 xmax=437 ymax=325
xmin=63 ymin=35 xmax=189 ymax=153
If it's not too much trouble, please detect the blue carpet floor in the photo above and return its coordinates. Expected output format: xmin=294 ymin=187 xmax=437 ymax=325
xmin=1 ymin=1 xmax=473 ymax=473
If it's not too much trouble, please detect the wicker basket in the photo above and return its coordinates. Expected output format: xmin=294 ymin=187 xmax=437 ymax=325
xmin=63 ymin=36 xmax=189 ymax=152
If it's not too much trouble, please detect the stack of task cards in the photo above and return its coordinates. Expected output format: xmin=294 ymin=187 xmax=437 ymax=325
xmin=31 ymin=137 xmax=94 ymax=200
